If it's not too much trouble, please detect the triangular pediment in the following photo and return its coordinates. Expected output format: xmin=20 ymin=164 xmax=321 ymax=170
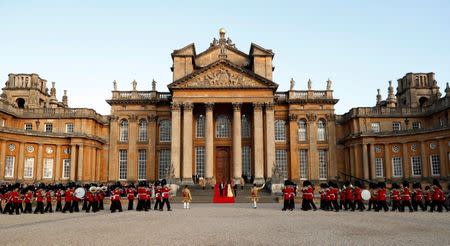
xmin=168 ymin=59 xmax=278 ymax=91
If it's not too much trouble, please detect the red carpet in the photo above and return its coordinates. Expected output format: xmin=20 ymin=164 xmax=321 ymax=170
xmin=213 ymin=184 xmax=235 ymax=203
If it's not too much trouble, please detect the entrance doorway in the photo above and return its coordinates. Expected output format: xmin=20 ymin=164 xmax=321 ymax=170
xmin=215 ymin=147 xmax=230 ymax=183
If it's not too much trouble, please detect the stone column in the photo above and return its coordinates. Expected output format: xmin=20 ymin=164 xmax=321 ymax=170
xmin=108 ymin=116 xmax=119 ymax=181
xmin=362 ymin=144 xmax=369 ymax=179
xmin=36 ymin=144 xmax=43 ymax=180
xmin=232 ymin=102 xmax=242 ymax=181
xmin=77 ymin=145 xmax=84 ymax=181
xmin=0 ymin=141 xmax=6 ymax=178
xmin=308 ymin=116 xmax=318 ymax=180
xmin=327 ymin=115 xmax=338 ymax=179
xmin=420 ymin=141 xmax=429 ymax=177
xmin=182 ymin=102 xmax=193 ymax=183
xmin=170 ymin=102 xmax=181 ymax=179
xmin=91 ymin=147 xmax=97 ymax=182
xmin=70 ymin=145 xmax=77 ymax=181
xmin=17 ymin=142 xmax=25 ymax=180
xmin=253 ymin=103 xmax=264 ymax=183
xmin=349 ymin=146 xmax=355 ymax=176
xmin=438 ymin=139 xmax=448 ymax=177
xmin=369 ymin=143 xmax=376 ymax=179
xmin=288 ymin=114 xmax=298 ymax=180
xmin=384 ymin=144 xmax=392 ymax=179
xmin=205 ymin=103 xmax=214 ymax=179
xmin=128 ymin=116 xmax=138 ymax=181
xmin=55 ymin=144 xmax=61 ymax=181
xmin=148 ymin=115 xmax=158 ymax=180
xmin=402 ymin=143 xmax=410 ymax=178
xmin=96 ymin=148 xmax=101 ymax=181
xmin=265 ymin=102 xmax=275 ymax=179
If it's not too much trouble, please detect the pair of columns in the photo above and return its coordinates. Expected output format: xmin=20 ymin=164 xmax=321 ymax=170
xmin=170 ymin=102 xmax=275 ymax=183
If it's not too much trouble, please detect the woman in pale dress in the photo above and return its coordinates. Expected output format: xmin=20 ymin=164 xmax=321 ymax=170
xmin=227 ymin=182 xmax=234 ymax=197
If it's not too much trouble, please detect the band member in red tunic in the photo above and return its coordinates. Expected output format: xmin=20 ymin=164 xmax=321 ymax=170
xmin=329 ymin=182 xmax=339 ymax=212
xmin=34 ymin=188 xmax=45 ymax=214
xmin=24 ymin=189 xmax=33 ymax=213
xmin=390 ymin=183 xmax=401 ymax=212
xmin=367 ymin=182 xmax=377 ymax=211
xmin=85 ymin=188 xmax=95 ymax=213
xmin=375 ymin=182 xmax=388 ymax=212
xmin=154 ymin=186 xmax=162 ymax=211
xmin=161 ymin=185 xmax=172 ymax=211
xmin=301 ymin=180 xmax=317 ymax=211
xmin=319 ymin=183 xmax=328 ymax=210
xmin=97 ymin=187 xmax=105 ymax=210
xmin=412 ymin=182 xmax=425 ymax=211
xmin=424 ymin=185 xmax=432 ymax=211
xmin=44 ymin=189 xmax=53 ymax=213
xmin=145 ymin=186 xmax=152 ymax=210
xmin=430 ymin=179 xmax=443 ymax=212
xmin=55 ymin=188 xmax=63 ymax=212
xmin=127 ymin=184 xmax=136 ymax=211
xmin=345 ymin=182 xmax=355 ymax=211
xmin=110 ymin=187 xmax=123 ymax=213
xmin=353 ymin=181 xmax=365 ymax=211
xmin=11 ymin=187 xmax=21 ymax=215
xmin=339 ymin=184 xmax=346 ymax=210
xmin=282 ymin=183 xmax=294 ymax=211
xmin=62 ymin=186 xmax=73 ymax=213
xmin=401 ymin=180 xmax=414 ymax=212
xmin=136 ymin=185 xmax=147 ymax=211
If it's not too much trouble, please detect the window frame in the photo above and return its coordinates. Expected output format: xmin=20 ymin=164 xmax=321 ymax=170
xmin=318 ymin=149 xmax=328 ymax=180
xmin=24 ymin=157 xmax=34 ymax=178
xmin=392 ymin=157 xmax=403 ymax=177
xmin=299 ymin=149 xmax=308 ymax=180
xmin=4 ymin=156 xmax=15 ymax=178
xmin=159 ymin=120 xmax=171 ymax=142
xmin=43 ymin=158 xmax=53 ymax=179
xmin=317 ymin=120 xmax=326 ymax=141
xmin=138 ymin=119 xmax=148 ymax=142
xmin=392 ymin=122 xmax=401 ymax=131
xmin=195 ymin=146 xmax=205 ymax=178
xmin=375 ymin=157 xmax=384 ymax=178
xmin=65 ymin=123 xmax=74 ymax=133
xmin=216 ymin=115 xmax=231 ymax=138
xmin=371 ymin=122 xmax=381 ymax=133
xmin=430 ymin=155 xmax=440 ymax=176
xmin=44 ymin=123 xmax=53 ymax=133
xmin=119 ymin=150 xmax=128 ymax=180
xmin=138 ymin=149 xmax=147 ymax=180
xmin=298 ymin=120 xmax=307 ymax=142
xmin=62 ymin=159 xmax=71 ymax=179
xmin=24 ymin=123 xmax=33 ymax=131
xmin=119 ymin=119 xmax=129 ymax=142
xmin=275 ymin=120 xmax=287 ymax=141
xmin=275 ymin=149 xmax=288 ymax=179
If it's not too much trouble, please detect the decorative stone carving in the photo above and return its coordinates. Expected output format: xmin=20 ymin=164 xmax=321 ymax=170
xmin=205 ymin=102 xmax=214 ymax=111
xmin=110 ymin=115 xmax=119 ymax=122
xmin=290 ymin=78 xmax=295 ymax=90
xmin=128 ymin=114 xmax=138 ymax=122
xmin=308 ymin=79 xmax=312 ymax=90
xmin=288 ymin=114 xmax=298 ymax=121
xmin=183 ymin=102 xmax=194 ymax=111
xmin=253 ymin=103 xmax=263 ymax=111
xmin=232 ymin=102 xmax=242 ymax=111
xmin=265 ymin=102 xmax=274 ymax=110
xmin=147 ymin=115 xmax=158 ymax=122
xmin=113 ymin=80 xmax=117 ymax=90
xmin=326 ymin=78 xmax=332 ymax=90
xmin=170 ymin=102 xmax=181 ymax=111
xmin=152 ymin=79 xmax=156 ymax=91
xmin=132 ymin=80 xmax=137 ymax=91
xmin=306 ymin=113 xmax=317 ymax=122
xmin=183 ymin=67 xmax=262 ymax=88
xmin=325 ymin=113 xmax=335 ymax=122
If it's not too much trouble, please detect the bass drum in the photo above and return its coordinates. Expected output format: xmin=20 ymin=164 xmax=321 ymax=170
xmin=361 ymin=189 xmax=371 ymax=201
xmin=74 ymin=187 xmax=86 ymax=199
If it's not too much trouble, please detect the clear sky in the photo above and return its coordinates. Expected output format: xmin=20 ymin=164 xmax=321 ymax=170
xmin=1 ymin=1 xmax=449 ymax=115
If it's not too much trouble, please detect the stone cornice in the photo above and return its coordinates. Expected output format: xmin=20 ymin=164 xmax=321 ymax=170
xmin=0 ymin=127 xmax=108 ymax=144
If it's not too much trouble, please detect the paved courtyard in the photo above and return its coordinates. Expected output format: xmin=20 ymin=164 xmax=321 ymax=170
xmin=0 ymin=203 xmax=449 ymax=246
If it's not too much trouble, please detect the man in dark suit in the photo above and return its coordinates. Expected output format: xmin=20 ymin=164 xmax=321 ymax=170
xmin=219 ymin=181 xmax=225 ymax=197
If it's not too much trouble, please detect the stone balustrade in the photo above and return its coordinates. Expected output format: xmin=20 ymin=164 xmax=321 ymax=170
xmin=111 ymin=91 xmax=171 ymax=101
xmin=275 ymin=90 xmax=334 ymax=102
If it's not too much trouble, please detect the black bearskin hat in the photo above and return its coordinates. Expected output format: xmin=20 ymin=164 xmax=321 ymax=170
xmin=402 ymin=180 xmax=409 ymax=188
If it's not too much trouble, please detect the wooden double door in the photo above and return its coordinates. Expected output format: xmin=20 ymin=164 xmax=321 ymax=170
xmin=215 ymin=147 xmax=231 ymax=183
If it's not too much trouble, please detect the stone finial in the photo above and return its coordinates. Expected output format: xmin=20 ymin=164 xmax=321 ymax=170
xmin=326 ymin=78 xmax=332 ymax=90
xmin=307 ymin=79 xmax=312 ymax=90
xmin=152 ymin=79 xmax=156 ymax=91
xmin=113 ymin=80 xmax=117 ymax=90
xmin=290 ymin=78 xmax=295 ymax=90
xmin=376 ymin=89 xmax=382 ymax=105
xmin=132 ymin=80 xmax=137 ymax=91
xmin=62 ymin=90 xmax=68 ymax=107
xmin=387 ymin=80 xmax=397 ymax=108
xmin=52 ymin=81 xmax=55 ymax=88
xmin=50 ymin=82 xmax=56 ymax=97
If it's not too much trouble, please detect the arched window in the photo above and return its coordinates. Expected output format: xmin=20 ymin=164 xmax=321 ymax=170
xmin=159 ymin=120 xmax=171 ymax=142
xmin=196 ymin=114 xmax=205 ymax=138
xmin=275 ymin=120 xmax=286 ymax=141
xmin=216 ymin=115 xmax=231 ymax=138
xmin=298 ymin=120 xmax=307 ymax=141
xmin=16 ymin=98 xmax=25 ymax=108
xmin=241 ymin=115 xmax=251 ymax=138
xmin=317 ymin=120 xmax=326 ymax=141
xmin=138 ymin=119 xmax=148 ymax=142
xmin=119 ymin=119 xmax=128 ymax=142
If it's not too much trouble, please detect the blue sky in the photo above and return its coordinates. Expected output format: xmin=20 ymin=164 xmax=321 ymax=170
xmin=1 ymin=1 xmax=449 ymax=114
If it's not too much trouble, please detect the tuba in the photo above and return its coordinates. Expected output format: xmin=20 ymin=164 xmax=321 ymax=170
xmin=89 ymin=186 xmax=98 ymax=193
xmin=101 ymin=186 xmax=108 ymax=192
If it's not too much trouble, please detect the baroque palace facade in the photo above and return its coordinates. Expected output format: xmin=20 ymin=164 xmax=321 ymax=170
xmin=0 ymin=29 xmax=449 ymax=185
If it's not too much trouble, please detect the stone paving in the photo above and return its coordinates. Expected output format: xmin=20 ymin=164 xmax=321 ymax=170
xmin=0 ymin=203 xmax=449 ymax=246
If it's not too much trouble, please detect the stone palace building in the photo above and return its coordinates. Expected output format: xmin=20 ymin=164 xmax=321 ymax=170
xmin=0 ymin=29 xmax=449 ymax=185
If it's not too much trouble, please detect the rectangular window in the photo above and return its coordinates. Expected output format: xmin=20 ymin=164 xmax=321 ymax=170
xmin=299 ymin=149 xmax=308 ymax=179
xmin=298 ymin=127 xmax=306 ymax=141
xmin=24 ymin=123 xmax=33 ymax=131
xmin=275 ymin=149 xmax=288 ymax=179
xmin=371 ymin=122 xmax=380 ymax=133
xmin=45 ymin=123 xmax=53 ymax=133
xmin=65 ymin=123 xmax=74 ymax=133
xmin=319 ymin=150 xmax=328 ymax=179
xmin=119 ymin=150 xmax=127 ymax=180
xmin=392 ymin=157 xmax=403 ymax=177
xmin=430 ymin=155 xmax=440 ymax=176
xmin=62 ymin=159 xmax=71 ymax=179
xmin=43 ymin=158 xmax=53 ymax=178
xmin=196 ymin=115 xmax=205 ymax=138
xmin=392 ymin=122 xmax=401 ymax=131
xmin=242 ymin=146 xmax=251 ymax=178
xmin=195 ymin=147 xmax=205 ymax=178
xmin=412 ymin=122 xmax=421 ymax=130
xmin=0 ymin=119 xmax=5 ymax=127
xmin=5 ymin=156 xmax=15 ymax=178
xmin=411 ymin=156 xmax=422 ymax=176
xmin=158 ymin=149 xmax=171 ymax=179
xmin=375 ymin=158 xmax=383 ymax=178
xmin=24 ymin=157 xmax=34 ymax=178
xmin=138 ymin=150 xmax=147 ymax=180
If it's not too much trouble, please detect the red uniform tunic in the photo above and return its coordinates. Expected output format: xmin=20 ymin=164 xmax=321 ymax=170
xmin=86 ymin=192 xmax=94 ymax=202
xmin=35 ymin=190 xmax=44 ymax=202
xmin=162 ymin=187 xmax=170 ymax=199
xmin=65 ymin=189 xmax=73 ymax=202
xmin=146 ymin=189 xmax=151 ymax=201
xmin=432 ymin=186 xmax=441 ymax=201
xmin=414 ymin=189 xmax=423 ymax=202
xmin=45 ymin=191 xmax=52 ymax=202
xmin=377 ymin=188 xmax=386 ymax=201
xmin=11 ymin=191 xmax=19 ymax=203
xmin=425 ymin=190 xmax=432 ymax=202
xmin=127 ymin=188 xmax=136 ymax=200
xmin=56 ymin=190 xmax=62 ymax=202
xmin=345 ymin=188 xmax=354 ymax=201
xmin=391 ymin=189 xmax=400 ymax=201
xmin=302 ymin=186 xmax=314 ymax=200
xmin=402 ymin=187 xmax=411 ymax=201
xmin=354 ymin=187 xmax=362 ymax=201
xmin=24 ymin=192 xmax=32 ymax=203
xmin=112 ymin=189 xmax=121 ymax=201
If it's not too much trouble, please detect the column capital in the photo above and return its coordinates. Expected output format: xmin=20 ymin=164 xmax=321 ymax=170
xmin=147 ymin=114 xmax=158 ymax=122
xmin=183 ymin=102 xmax=194 ymax=111
xmin=288 ymin=114 xmax=298 ymax=121
xmin=253 ymin=102 xmax=263 ymax=111
xmin=306 ymin=113 xmax=318 ymax=122
xmin=171 ymin=102 xmax=181 ymax=111
xmin=128 ymin=114 xmax=138 ymax=122
xmin=205 ymin=102 xmax=214 ymax=111
xmin=265 ymin=102 xmax=274 ymax=110
xmin=232 ymin=102 xmax=242 ymax=111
